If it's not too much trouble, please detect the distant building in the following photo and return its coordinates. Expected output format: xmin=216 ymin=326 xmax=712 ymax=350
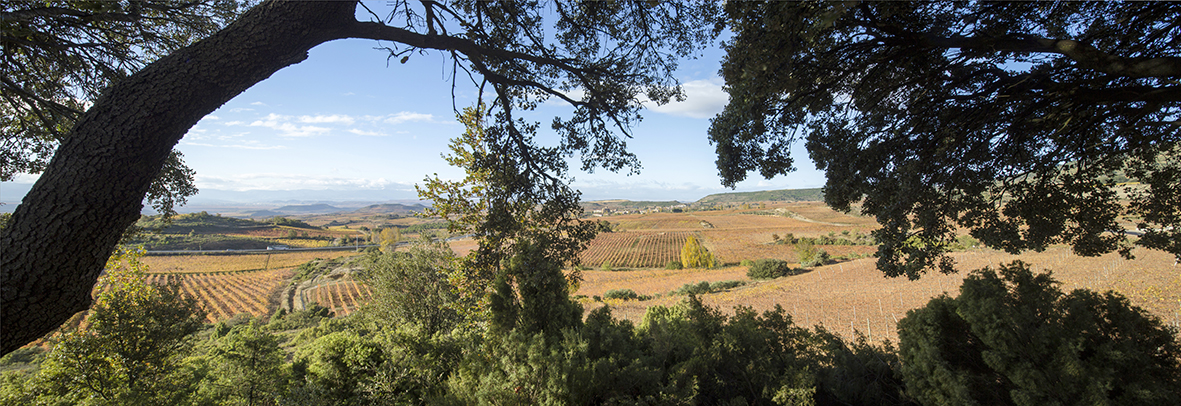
xmin=266 ymin=245 xmax=290 ymax=250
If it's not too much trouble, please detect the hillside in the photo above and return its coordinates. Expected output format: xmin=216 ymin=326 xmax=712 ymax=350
xmin=580 ymin=200 xmax=682 ymax=211
xmin=696 ymin=188 xmax=824 ymax=204
xmin=351 ymin=203 xmax=427 ymax=214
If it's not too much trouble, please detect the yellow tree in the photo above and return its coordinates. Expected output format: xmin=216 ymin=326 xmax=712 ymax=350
xmin=681 ymin=236 xmax=716 ymax=269
xmin=379 ymin=227 xmax=401 ymax=252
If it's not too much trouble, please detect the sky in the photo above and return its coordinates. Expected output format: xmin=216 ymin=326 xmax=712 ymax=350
xmin=0 ymin=3 xmax=826 ymax=210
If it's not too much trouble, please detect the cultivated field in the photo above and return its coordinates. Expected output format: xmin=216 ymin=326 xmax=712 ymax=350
xmin=127 ymin=202 xmax=1178 ymax=336
xmin=577 ymin=246 xmax=1180 ymax=343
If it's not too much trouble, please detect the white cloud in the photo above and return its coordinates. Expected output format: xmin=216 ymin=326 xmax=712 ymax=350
xmin=224 ymin=121 xmax=245 ymax=126
xmin=383 ymin=111 xmax=435 ymax=124
xmin=646 ymin=78 xmax=728 ymax=119
xmin=348 ymin=128 xmax=387 ymax=136
xmin=250 ymin=101 xmax=267 ymax=106
xmin=249 ymin=114 xmax=331 ymax=137
xmin=180 ymin=141 xmax=286 ymax=150
xmin=227 ymin=107 xmax=254 ymax=113
xmin=204 ymin=115 xmax=220 ymax=120
xmin=196 ymin=173 xmax=399 ymax=191
xmin=299 ymin=114 xmax=355 ymax=125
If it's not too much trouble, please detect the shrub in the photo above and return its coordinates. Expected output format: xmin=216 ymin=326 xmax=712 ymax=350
xmin=674 ymin=281 xmax=712 ymax=296
xmin=600 ymin=261 xmax=612 ymax=271
xmin=898 ymin=261 xmax=1181 ymax=406
xmin=747 ymin=258 xmax=792 ymax=279
xmin=740 ymin=259 xmax=754 ymax=267
xmin=602 ymin=289 xmax=648 ymax=301
xmin=666 ymin=260 xmax=683 ymax=270
xmin=796 ymin=241 xmax=830 ymax=268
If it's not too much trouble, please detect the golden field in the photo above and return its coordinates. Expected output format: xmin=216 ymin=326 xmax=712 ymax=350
xmin=132 ymin=202 xmax=1178 ymax=336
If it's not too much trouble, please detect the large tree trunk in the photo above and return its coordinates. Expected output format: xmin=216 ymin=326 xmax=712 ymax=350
xmin=1 ymin=0 xmax=358 ymax=355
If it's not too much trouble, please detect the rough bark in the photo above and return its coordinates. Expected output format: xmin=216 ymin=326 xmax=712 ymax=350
xmin=1 ymin=0 xmax=359 ymax=355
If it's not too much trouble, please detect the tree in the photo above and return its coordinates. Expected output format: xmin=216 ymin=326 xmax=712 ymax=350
xmin=2 ymin=0 xmax=245 ymax=217
xmin=710 ymin=1 xmax=1181 ymax=279
xmin=680 ymin=235 xmax=716 ymax=268
xmin=201 ymin=324 xmax=289 ymax=406
xmin=897 ymin=261 xmax=1181 ymax=405
xmin=1 ymin=0 xmax=719 ymax=354
xmin=359 ymin=239 xmax=461 ymax=335
xmin=378 ymin=227 xmax=400 ymax=252
xmin=34 ymin=248 xmax=206 ymax=404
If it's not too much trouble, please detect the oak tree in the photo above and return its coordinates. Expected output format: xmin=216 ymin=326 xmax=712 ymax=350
xmin=1 ymin=0 xmax=718 ymax=354
xmin=710 ymin=1 xmax=1181 ymax=278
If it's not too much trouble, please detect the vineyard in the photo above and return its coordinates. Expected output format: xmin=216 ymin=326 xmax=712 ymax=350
xmin=146 ymin=268 xmax=294 ymax=323
xmin=300 ymin=276 xmax=373 ymax=317
xmin=579 ymin=231 xmax=691 ymax=268
xmin=140 ymin=250 xmax=360 ymax=274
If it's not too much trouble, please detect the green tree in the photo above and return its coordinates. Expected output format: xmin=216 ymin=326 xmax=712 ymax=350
xmin=710 ymin=1 xmax=1181 ymax=278
xmin=360 ymin=239 xmax=461 ymax=335
xmin=897 ymin=261 xmax=1181 ymax=405
xmin=200 ymin=324 xmax=288 ymax=406
xmin=2 ymin=0 xmax=719 ymax=353
xmin=35 ymin=248 xmax=206 ymax=405
xmin=680 ymin=235 xmax=716 ymax=268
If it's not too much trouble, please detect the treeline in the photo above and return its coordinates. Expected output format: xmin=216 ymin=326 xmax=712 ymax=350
xmin=2 ymin=245 xmax=1178 ymax=405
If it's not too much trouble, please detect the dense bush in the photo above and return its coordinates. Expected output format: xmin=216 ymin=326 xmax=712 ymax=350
xmin=747 ymin=258 xmax=794 ymax=279
xmin=672 ymin=280 xmax=746 ymax=296
xmin=796 ymin=241 xmax=831 ymax=268
xmin=602 ymin=288 xmax=649 ymax=301
xmin=666 ymin=260 xmax=683 ymax=269
xmin=898 ymin=261 xmax=1181 ymax=405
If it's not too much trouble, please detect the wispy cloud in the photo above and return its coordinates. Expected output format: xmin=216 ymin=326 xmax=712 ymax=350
xmin=383 ymin=111 xmax=435 ymax=124
xmin=348 ymin=128 xmax=387 ymax=136
xmin=180 ymin=141 xmax=286 ymax=150
xmin=196 ymin=173 xmax=401 ymax=191
xmin=646 ymin=78 xmax=728 ymax=119
xmin=250 ymin=101 xmax=267 ymax=106
xmin=299 ymin=114 xmax=355 ymax=125
xmin=249 ymin=114 xmax=331 ymax=137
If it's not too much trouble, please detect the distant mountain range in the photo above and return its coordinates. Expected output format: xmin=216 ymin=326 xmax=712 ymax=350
xmin=695 ymin=188 xmax=824 ymax=203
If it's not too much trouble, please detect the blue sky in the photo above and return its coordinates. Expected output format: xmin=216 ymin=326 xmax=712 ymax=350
xmin=1 ymin=3 xmax=826 ymax=209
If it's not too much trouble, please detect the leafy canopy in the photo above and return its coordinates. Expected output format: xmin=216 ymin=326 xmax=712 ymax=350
xmin=711 ymin=1 xmax=1181 ymax=278
xmin=1 ymin=0 xmax=246 ymax=217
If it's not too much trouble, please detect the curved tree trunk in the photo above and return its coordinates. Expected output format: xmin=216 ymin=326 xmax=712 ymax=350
xmin=1 ymin=0 xmax=359 ymax=355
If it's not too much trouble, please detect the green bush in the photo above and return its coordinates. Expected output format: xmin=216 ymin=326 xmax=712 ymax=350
xmin=672 ymin=280 xmax=747 ymax=296
xmin=665 ymin=260 xmax=683 ymax=270
xmin=898 ymin=261 xmax=1181 ymax=406
xmin=602 ymin=289 xmax=648 ymax=301
xmin=747 ymin=258 xmax=793 ymax=279
xmin=740 ymin=259 xmax=754 ymax=267
xmin=796 ymin=241 xmax=831 ymax=268
xmin=600 ymin=261 xmax=612 ymax=271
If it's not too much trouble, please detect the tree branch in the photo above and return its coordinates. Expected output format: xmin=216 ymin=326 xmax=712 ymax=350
xmin=920 ymin=34 xmax=1181 ymax=78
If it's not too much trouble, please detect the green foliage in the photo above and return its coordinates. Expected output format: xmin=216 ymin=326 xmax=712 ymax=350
xmin=666 ymin=260 xmax=684 ymax=270
xmin=33 ymin=248 xmax=206 ymax=404
xmin=600 ymin=261 xmax=613 ymax=271
xmin=712 ymin=1 xmax=1181 ymax=277
xmin=200 ymin=323 xmax=288 ymax=406
xmin=359 ymin=240 xmax=462 ymax=334
xmin=293 ymin=331 xmax=384 ymax=406
xmin=487 ymin=240 xmax=584 ymax=337
xmin=672 ymin=280 xmax=747 ymax=296
xmin=269 ymin=216 xmax=316 ymax=229
xmin=897 ymin=261 xmax=1181 ymax=405
xmin=740 ymin=259 xmax=755 ymax=267
xmin=680 ymin=235 xmax=717 ymax=268
xmin=602 ymin=289 xmax=650 ymax=301
xmin=748 ymin=258 xmax=796 ymax=279
xmin=795 ymin=241 xmax=831 ymax=268
xmin=267 ymin=304 xmax=333 ymax=332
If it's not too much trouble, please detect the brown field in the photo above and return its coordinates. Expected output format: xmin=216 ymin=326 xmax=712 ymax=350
xmin=123 ymin=202 xmax=1178 ymax=337
xmin=579 ymin=231 xmax=691 ymax=268
xmin=301 ymin=276 xmax=373 ymax=317
xmin=146 ymin=268 xmax=294 ymax=323
xmin=576 ymin=246 xmax=1180 ymax=343
xmin=141 ymin=250 xmax=361 ymax=274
